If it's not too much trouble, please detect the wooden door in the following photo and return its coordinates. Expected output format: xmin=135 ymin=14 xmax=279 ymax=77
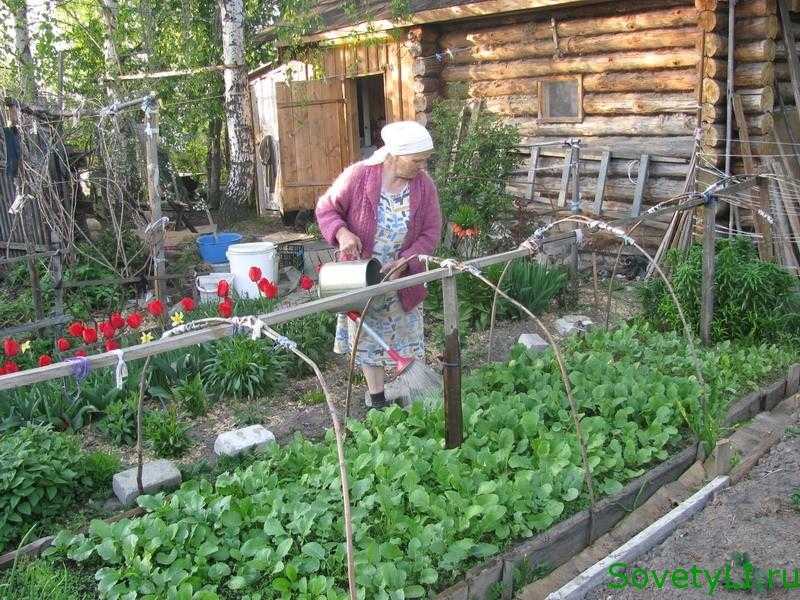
xmin=275 ymin=78 xmax=357 ymax=212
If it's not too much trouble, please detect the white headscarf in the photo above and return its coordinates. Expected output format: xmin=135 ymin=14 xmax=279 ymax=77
xmin=364 ymin=121 xmax=434 ymax=165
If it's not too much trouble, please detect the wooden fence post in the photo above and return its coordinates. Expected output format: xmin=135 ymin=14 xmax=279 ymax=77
xmin=143 ymin=95 xmax=167 ymax=301
xmin=701 ymin=194 xmax=717 ymax=345
xmin=50 ymin=230 xmax=64 ymax=317
xmin=441 ymin=275 xmax=463 ymax=448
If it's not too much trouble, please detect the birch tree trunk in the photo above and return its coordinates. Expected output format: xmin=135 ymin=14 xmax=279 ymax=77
xmin=100 ymin=0 xmax=121 ymax=99
xmin=218 ymin=0 xmax=255 ymax=209
xmin=11 ymin=0 xmax=37 ymax=100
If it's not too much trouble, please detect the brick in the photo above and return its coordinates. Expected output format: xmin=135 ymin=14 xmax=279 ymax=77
xmin=113 ymin=460 xmax=181 ymax=507
xmin=517 ymin=333 xmax=550 ymax=352
xmin=214 ymin=425 xmax=276 ymax=457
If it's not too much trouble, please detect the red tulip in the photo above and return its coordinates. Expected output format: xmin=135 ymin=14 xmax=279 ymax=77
xmin=56 ymin=337 xmax=70 ymax=352
xmin=258 ymin=278 xmax=277 ymax=299
xmin=38 ymin=355 xmax=54 ymax=367
xmin=110 ymin=312 xmax=126 ymax=330
xmin=99 ymin=322 xmax=116 ymax=340
xmin=3 ymin=338 xmax=20 ymax=357
xmin=82 ymin=328 xmax=98 ymax=344
xmin=126 ymin=312 xmax=143 ymax=329
xmin=67 ymin=321 xmax=84 ymax=338
xmin=0 ymin=365 xmax=4 ymax=376
xmin=248 ymin=266 xmax=262 ymax=283
xmin=105 ymin=339 xmax=120 ymax=352
xmin=180 ymin=297 xmax=196 ymax=312
xmin=218 ymin=299 xmax=233 ymax=318
xmin=147 ymin=299 xmax=165 ymax=317
xmin=3 ymin=361 xmax=18 ymax=374
xmin=217 ymin=279 xmax=230 ymax=298
xmin=299 ymin=275 xmax=314 ymax=291
xmin=74 ymin=349 xmax=87 ymax=357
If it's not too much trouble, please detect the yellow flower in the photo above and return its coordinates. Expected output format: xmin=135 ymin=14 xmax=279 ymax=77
xmin=140 ymin=331 xmax=154 ymax=344
xmin=20 ymin=341 xmax=31 ymax=354
xmin=171 ymin=311 xmax=185 ymax=327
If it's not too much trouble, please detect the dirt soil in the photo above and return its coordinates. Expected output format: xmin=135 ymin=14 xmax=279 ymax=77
xmin=585 ymin=411 xmax=800 ymax=600
xmin=79 ymin=277 xmax=641 ymax=473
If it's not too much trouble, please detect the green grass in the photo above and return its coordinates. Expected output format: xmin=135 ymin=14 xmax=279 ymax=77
xmin=0 ymin=558 xmax=95 ymax=599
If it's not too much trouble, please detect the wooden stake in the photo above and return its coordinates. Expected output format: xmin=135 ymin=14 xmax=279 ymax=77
xmin=778 ymin=0 xmax=800 ymax=124
xmin=442 ymin=275 xmax=463 ymax=448
xmin=701 ymin=194 xmax=717 ymax=345
xmin=143 ymin=96 xmax=167 ymax=301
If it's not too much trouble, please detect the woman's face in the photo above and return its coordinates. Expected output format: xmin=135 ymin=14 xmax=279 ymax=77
xmin=391 ymin=151 xmax=433 ymax=180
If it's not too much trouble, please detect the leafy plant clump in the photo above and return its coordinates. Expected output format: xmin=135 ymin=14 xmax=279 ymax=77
xmin=506 ymin=260 xmax=569 ymax=316
xmin=0 ymin=558 xmax=94 ymax=599
xmin=173 ymin=373 xmax=211 ymax=417
xmin=273 ymin=312 xmax=337 ymax=378
xmin=144 ymin=407 xmax=193 ymax=459
xmin=81 ymin=452 xmax=122 ymax=497
xmin=640 ymin=237 xmax=800 ymax=342
xmin=0 ymin=425 xmax=89 ymax=550
xmin=203 ymin=336 xmax=289 ymax=400
xmin=49 ymin=325 xmax=796 ymax=598
xmin=98 ymin=393 xmax=139 ymax=447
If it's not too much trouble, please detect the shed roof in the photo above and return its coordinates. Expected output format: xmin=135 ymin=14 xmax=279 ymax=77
xmin=257 ymin=0 xmax=602 ymax=45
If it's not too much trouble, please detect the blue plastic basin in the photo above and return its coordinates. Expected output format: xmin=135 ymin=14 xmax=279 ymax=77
xmin=196 ymin=232 xmax=243 ymax=264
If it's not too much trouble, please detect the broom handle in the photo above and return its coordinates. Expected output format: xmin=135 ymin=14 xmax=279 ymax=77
xmin=347 ymin=313 xmax=391 ymax=352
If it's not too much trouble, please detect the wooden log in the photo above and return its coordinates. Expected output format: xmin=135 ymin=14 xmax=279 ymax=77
xmin=412 ymin=56 xmax=443 ymax=78
xmin=702 ymin=113 xmax=775 ymax=145
xmin=442 ymin=49 xmax=699 ymax=82
xmin=508 ymin=174 xmax=687 ymax=202
xmin=703 ymin=60 xmax=774 ymax=86
xmin=438 ymin=6 xmax=700 ymax=49
xmin=448 ymin=27 xmax=699 ymax=65
xmin=415 ymin=111 xmax=433 ymax=127
xmin=512 ymin=114 xmax=696 ymax=137
xmin=698 ymin=14 xmax=779 ymax=38
xmin=441 ymin=276 xmax=463 ymax=449
xmin=483 ymin=92 xmax=700 ymax=117
xmin=413 ymin=91 xmax=439 ymax=112
xmin=696 ymin=0 xmax=776 ymax=16
xmin=700 ymin=87 xmax=775 ymax=119
xmin=413 ymin=77 xmax=441 ymax=93
xmin=702 ymin=36 xmax=776 ymax=62
xmin=776 ymin=61 xmax=790 ymax=81
xmin=519 ymin=135 xmax=697 ymax=159
xmin=515 ymin=154 xmax=691 ymax=178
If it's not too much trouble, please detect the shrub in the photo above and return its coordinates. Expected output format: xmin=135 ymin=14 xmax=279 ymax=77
xmin=203 ymin=336 xmax=288 ymax=400
xmin=98 ymin=393 xmax=138 ymax=447
xmin=172 ymin=373 xmax=210 ymax=417
xmin=640 ymin=237 xmax=800 ymax=342
xmin=81 ymin=451 xmax=121 ymax=496
xmin=273 ymin=311 xmax=336 ymax=378
xmin=144 ymin=407 xmax=193 ymax=458
xmin=0 ymin=425 xmax=86 ymax=550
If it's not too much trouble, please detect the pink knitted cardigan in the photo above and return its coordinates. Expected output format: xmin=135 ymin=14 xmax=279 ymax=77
xmin=315 ymin=161 xmax=442 ymax=312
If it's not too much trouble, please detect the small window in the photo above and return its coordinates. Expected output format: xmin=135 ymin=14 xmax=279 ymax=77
xmin=538 ymin=76 xmax=583 ymax=123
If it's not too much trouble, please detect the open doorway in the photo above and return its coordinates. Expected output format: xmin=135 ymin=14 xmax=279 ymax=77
xmin=355 ymin=74 xmax=387 ymax=159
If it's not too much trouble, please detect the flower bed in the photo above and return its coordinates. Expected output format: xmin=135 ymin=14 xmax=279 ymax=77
xmin=45 ymin=325 xmax=798 ymax=599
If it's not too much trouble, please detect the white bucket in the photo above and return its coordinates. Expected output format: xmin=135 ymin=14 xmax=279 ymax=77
xmin=226 ymin=241 xmax=278 ymax=299
xmin=196 ymin=273 xmax=232 ymax=304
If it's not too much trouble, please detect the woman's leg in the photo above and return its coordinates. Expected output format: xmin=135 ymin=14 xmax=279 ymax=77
xmin=362 ymin=364 xmax=385 ymax=394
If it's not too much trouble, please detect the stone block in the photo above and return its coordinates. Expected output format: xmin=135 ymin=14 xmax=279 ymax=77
xmin=214 ymin=425 xmax=276 ymax=457
xmin=786 ymin=364 xmax=800 ymax=397
xmin=554 ymin=315 xmax=594 ymax=336
xmin=113 ymin=460 xmax=181 ymax=507
xmin=763 ymin=379 xmax=787 ymax=411
xmin=517 ymin=333 xmax=549 ymax=352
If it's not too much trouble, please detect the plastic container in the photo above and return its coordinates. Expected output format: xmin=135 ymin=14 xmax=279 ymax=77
xmin=210 ymin=261 xmax=230 ymax=273
xmin=196 ymin=273 xmax=232 ymax=303
xmin=196 ymin=232 xmax=242 ymax=264
xmin=226 ymin=241 xmax=278 ymax=299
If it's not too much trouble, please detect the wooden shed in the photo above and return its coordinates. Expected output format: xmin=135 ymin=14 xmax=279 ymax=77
xmin=249 ymin=0 xmax=800 ymax=260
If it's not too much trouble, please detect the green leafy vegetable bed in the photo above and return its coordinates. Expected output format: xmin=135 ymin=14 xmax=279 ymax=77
xmin=48 ymin=325 xmax=797 ymax=600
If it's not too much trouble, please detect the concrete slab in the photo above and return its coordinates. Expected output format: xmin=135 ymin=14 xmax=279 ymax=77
xmin=517 ymin=333 xmax=549 ymax=352
xmin=554 ymin=315 xmax=595 ymax=336
xmin=214 ymin=425 xmax=276 ymax=457
xmin=112 ymin=460 xmax=181 ymax=507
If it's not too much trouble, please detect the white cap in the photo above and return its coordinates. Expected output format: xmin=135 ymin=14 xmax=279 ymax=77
xmin=380 ymin=121 xmax=434 ymax=155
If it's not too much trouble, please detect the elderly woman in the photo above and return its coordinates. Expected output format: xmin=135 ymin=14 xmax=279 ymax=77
xmin=315 ymin=121 xmax=442 ymax=409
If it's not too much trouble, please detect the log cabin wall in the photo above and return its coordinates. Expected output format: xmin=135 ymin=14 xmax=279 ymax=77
xmin=429 ymin=0 xmax=708 ymax=248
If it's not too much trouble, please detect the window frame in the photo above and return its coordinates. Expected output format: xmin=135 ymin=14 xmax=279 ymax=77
xmin=537 ymin=75 xmax=584 ymax=124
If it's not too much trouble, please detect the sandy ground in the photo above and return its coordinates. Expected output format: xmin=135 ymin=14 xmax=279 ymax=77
xmin=585 ymin=411 xmax=800 ymax=600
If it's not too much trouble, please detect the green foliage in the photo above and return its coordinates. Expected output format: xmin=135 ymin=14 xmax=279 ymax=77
xmin=232 ymin=399 xmax=270 ymax=427
xmin=791 ymin=487 xmax=800 ymax=511
xmin=203 ymin=336 xmax=288 ymax=400
xmin=81 ymin=452 xmax=122 ymax=497
xmin=144 ymin=407 xmax=193 ymax=459
xmin=429 ymin=92 xmax=522 ymax=245
xmin=173 ymin=374 xmax=210 ymax=417
xmin=0 ymin=380 xmax=101 ymax=434
xmin=0 ymin=558 xmax=94 ymax=600
xmin=98 ymin=393 xmax=139 ymax=447
xmin=299 ymin=388 xmax=326 ymax=406
xmin=640 ymin=237 xmax=800 ymax=342
xmin=0 ymin=425 xmax=87 ymax=550
xmin=48 ymin=324 xmax=796 ymax=598
xmin=506 ymin=260 xmax=569 ymax=316
xmin=273 ymin=312 xmax=337 ymax=378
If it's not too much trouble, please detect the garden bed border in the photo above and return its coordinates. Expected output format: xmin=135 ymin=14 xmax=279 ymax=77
xmin=433 ymin=364 xmax=799 ymax=600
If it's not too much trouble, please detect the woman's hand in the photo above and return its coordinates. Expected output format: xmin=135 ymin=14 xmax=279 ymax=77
xmin=380 ymin=257 xmax=410 ymax=280
xmin=335 ymin=228 xmax=362 ymax=259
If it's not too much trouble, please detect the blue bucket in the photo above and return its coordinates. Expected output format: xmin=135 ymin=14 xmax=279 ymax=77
xmin=196 ymin=232 xmax=243 ymax=264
